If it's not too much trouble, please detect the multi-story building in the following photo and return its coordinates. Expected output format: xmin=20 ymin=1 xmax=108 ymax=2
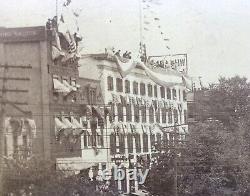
xmin=78 ymin=52 xmax=190 ymax=193
xmin=0 ymin=23 xmax=87 ymax=165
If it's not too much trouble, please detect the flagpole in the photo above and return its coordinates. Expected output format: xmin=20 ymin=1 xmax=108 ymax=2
xmin=56 ymin=0 xmax=58 ymax=23
xmin=139 ymin=0 xmax=143 ymax=45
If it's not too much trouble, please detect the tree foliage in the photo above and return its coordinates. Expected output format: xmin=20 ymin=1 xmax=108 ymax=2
xmin=2 ymin=157 xmax=117 ymax=196
xmin=145 ymin=76 xmax=250 ymax=196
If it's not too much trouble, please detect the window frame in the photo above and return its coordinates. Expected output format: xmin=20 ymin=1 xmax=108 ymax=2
xmin=116 ymin=78 xmax=123 ymax=92
xmin=133 ymin=81 xmax=139 ymax=95
xmin=107 ymin=76 xmax=114 ymax=91
xmin=125 ymin=80 xmax=130 ymax=93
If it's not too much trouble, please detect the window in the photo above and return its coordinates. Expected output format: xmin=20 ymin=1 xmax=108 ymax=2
xmin=167 ymin=88 xmax=171 ymax=99
xmin=88 ymin=88 xmax=96 ymax=104
xmin=110 ymin=133 xmax=116 ymax=155
xmin=156 ymin=109 xmax=160 ymax=123
xmin=109 ymin=104 xmax=115 ymax=122
xmin=133 ymin=81 xmax=138 ymax=94
xmin=126 ymin=104 xmax=132 ymax=122
xmin=116 ymin=78 xmax=123 ymax=92
xmin=127 ymin=133 xmax=134 ymax=153
xmin=135 ymin=133 xmax=141 ymax=153
xmin=184 ymin=110 xmax=187 ymax=124
xmin=117 ymin=103 xmax=124 ymax=122
xmin=107 ymin=76 xmax=113 ymax=91
xmin=125 ymin=80 xmax=130 ymax=93
xmin=178 ymin=89 xmax=181 ymax=101
xmin=119 ymin=134 xmax=125 ymax=154
xmin=141 ymin=106 xmax=147 ymax=123
xmin=154 ymin=85 xmax=158 ymax=97
xmin=149 ymin=106 xmax=154 ymax=123
xmin=163 ymin=133 xmax=169 ymax=149
xmin=148 ymin=84 xmax=153 ymax=97
xmin=173 ymin=109 xmax=178 ymax=124
xmin=183 ymin=90 xmax=187 ymax=101
xmin=143 ymin=133 xmax=149 ymax=152
xmin=160 ymin=86 xmax=165 ymax=98
xmin=134 ymin=105 xmax=140 ymax=122
xmin=162 ymin=108 xmax=166 ymax=123
xmin=150 ymin=134 xmax=156 ymax=149
xmin=172 ymin=88 xmax=177 ymax=100
xmin=168 ymin=109 xmax=173 ymax=124
xmin=140 ymin=83 xmax=146 ymax=96
xmin=156 ymin=133 xmax=162 ymax=150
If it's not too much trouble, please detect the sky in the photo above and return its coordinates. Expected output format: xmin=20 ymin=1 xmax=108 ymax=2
xmin=1 ymin=0 xmax=250 ymax=84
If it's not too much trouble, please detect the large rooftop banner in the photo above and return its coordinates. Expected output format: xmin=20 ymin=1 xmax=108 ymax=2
xmin=147 ymin=54 xmax=188 ymax=74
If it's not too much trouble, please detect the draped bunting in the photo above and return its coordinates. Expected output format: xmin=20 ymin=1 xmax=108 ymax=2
xmin=114 ymin=55 xmax=137 ymax=78
xmin=112 ymin=54 xmax=191 ymax=90
xmin=140 ymin=62 xmax=184 ymax=87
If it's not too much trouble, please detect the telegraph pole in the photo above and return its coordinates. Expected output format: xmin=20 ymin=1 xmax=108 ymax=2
xmin=173 ymin=121 xmax=178 ymax=196
xmin=0 ymin=63 xmax=8 ymax=194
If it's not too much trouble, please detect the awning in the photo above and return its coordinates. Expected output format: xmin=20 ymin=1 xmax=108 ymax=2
xmin=62 ymin=117 xmax=75 ymax=128
xmin=53 ymin=78 xmax=70 ymax=93
xmin=71 ymin=117 xmax=84 ymax=136
xmin=55 ymin=117 xmax=67 ymax=135
xmin=63 ymin=80 xmax=77 ymax=91
xmin=71 ymin=117 xmax=83 ymax=129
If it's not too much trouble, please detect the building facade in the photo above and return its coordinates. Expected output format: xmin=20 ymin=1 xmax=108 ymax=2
xmin=77 ymin=53 xmax=189 ymax=193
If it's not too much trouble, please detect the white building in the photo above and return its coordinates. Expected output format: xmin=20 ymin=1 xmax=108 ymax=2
xmin=66 ymin=52 xmax=190 ymax=194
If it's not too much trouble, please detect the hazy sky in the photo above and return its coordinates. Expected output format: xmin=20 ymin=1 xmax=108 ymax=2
xmin=1 ymin=0 xmax=250 ymax=84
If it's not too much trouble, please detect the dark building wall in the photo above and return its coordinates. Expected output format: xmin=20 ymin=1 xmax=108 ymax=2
xmin=0 ymin=26 xmax=51 ymax=159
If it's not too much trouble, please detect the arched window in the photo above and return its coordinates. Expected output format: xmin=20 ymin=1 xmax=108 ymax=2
xmin=154 ymin=85 xmax=158 ymax=97
xmin=168 ymin=109 xmax=173 ymax=124
xmin=110 ymin=132 xmax=116 ymax=155
xmin=156 ymin=109 xmax=160 ymax=123
xmin=167 ymin=88 xmax=171 ymax=99
xmin=127 ymin=133 xmax=134 ymax=153
xmin=117 ymin=103 xmax=124 ymax=122
xmin=125 ymin=80 xmax=130 ymax=93
xmin=135 ymin=133 xmax=141 ymax=153
xmin=160 ymin=86 xmax=165 ymax=98
xmin=126 ymin=104 xmax=132 ymax=122
xmin=134 ymin=105 xmax=140 ymax=122
xmin=149 ymin=106 xmax=154 ymax=123
xmin=173 ymin=109 xmax=178 ymax=124
xmin=107 ymin=76 xmax=113 ymax=91
xmin=141 ymin=106 xmax=147 ymax=123
xmin=148 ymin=84 xmax=153 ymax=97
xmin=162 ymin=108 xmax=166 ymax=123
xmin=116 ymin=78 xmax=123 ymax=92
xmin=140 ymin=82 xmax=146 ymax=95
xmin=184 ymin=109 xmax=187 ymax=124
xmin=133 ymin=81 xmax=139 ymax=94
xmin=119 ymin=134 xmax=125 ymax=154
xmin=172 ymin=88 xmax=177 ymax=100
xmin=143 ymin=133 xmax=149 ymax=152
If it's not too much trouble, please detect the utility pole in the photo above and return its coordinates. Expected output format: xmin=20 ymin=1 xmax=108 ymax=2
xmin=173 ymin=121 xmax=178 ymax=196
xmin=0 ymin=63 xmax=8 ymax=194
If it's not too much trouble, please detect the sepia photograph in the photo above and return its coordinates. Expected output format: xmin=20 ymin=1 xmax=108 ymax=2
xmin=0 ymin=0 xmax=250 ymax=195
